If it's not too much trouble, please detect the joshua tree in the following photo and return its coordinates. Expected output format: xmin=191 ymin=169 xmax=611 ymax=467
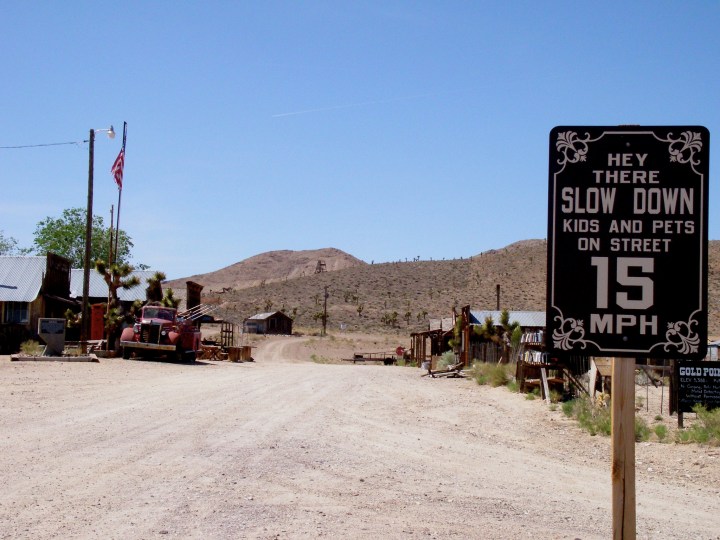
xmin=145 ymin=271 xmax=166 ymax=302
xmin=94 ymin=260 xmax=141 ymax=347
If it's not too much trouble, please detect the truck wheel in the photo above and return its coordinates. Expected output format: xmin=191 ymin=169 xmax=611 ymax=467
xmin=122 ymin=347 xmax=132 ymax=359
xmin=184 ymin=350 xmax=196 ymax=364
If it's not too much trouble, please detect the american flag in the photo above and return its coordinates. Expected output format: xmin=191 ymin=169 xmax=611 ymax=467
xmin=111 ymin=147 xmax=125 ymax=189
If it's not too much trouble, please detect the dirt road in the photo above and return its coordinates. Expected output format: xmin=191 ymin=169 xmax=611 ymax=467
xmin=1 ymin=336 xmax=719 ymax=539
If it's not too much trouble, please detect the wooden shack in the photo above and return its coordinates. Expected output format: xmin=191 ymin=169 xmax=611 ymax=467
xmin=243 ymin=311 xmax=293 ymax=335
xmin=409 ymin=316 xmax=455 ymax=368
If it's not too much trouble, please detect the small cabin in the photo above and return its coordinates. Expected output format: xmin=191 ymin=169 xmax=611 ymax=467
xmin=243 ymin=311 xmax=293 ymax=335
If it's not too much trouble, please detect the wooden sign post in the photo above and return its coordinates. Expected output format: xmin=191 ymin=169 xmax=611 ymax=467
xmin=547 ymin=126 xmax=709 ymax=538
xmin=611 ymin=358 xmax=635 ymax=539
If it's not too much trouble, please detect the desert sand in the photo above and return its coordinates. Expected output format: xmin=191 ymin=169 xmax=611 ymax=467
xmin=1 ymin=334 xmax=719 ymax=539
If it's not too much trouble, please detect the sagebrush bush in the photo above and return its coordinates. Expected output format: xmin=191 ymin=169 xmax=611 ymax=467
xmin=470 ymin=361 xmax=513 ymax=387
xmin=654 ymin=424 xmax=668 ymax=442
xmin=564 ymin=396 xmax=611 ymax=436
xmin=677 ymin=405 xmax=720 ymax=445
xmin=20 ymin=340 xmax=43 ymax=355
xmin=635 ymin=417 xmax=651 ymax=442
xmin=437 ymin=350 xmax=457 ymax=369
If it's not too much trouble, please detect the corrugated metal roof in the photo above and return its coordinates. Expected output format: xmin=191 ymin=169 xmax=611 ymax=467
xmin=0 ymin=257 xmax=164 ymax=305
xmin=247 ymin=312 xmax=279 ymax=321
xmin=470 ymin=310 xmax=546 ymax=328
xmin=0 ymin=256 xmax=47 ymax=302
xmin=70 ymin=269 xmax=158 ymax=302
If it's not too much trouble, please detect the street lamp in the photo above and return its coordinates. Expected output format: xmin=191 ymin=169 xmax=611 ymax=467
xmin=80 ymin=125 xmax=115 ymax=353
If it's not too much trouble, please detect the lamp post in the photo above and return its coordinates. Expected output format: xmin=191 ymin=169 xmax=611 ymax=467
xmin=80 ymin=126 xmax=115 ymax=353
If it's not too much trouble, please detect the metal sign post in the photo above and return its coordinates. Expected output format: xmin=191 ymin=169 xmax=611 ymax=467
xmin=546 ymin=126 xmax=709 ymax=538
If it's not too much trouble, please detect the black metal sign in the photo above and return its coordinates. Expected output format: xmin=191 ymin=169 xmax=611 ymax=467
xmin=547 ymin=126 xmax=709 ymax=359
xmin=676 ymin=360 xmax=720 ymax=412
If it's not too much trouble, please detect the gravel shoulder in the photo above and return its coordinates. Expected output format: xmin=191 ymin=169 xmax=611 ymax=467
xmin=1 ymin=335 xmax=719 ymax=539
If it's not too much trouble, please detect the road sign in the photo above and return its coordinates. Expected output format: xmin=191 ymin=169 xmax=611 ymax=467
xmin=546 ymin=126 xmax=709 ymax=359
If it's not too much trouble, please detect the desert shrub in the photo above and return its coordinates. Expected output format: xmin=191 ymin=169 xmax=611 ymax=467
xmin=566 ymin=395 xmax=611 ymax=436
xmin=20 ymin=340 xmax=43 ymax=355
xmin=678 ymin=405 xmax=720 ymax=445
xmin=470 ymin=361 xmax=488 ymax=385
xmin=310 ymin=354 xmax=332 ymax=364
xmin=695 ymin=405 xmax=720 ymax=439
xmin=396 ymin=358 xmax=416 ymax=367
xmin=470 ymin=361 xmax=513 ymax=388
xmin=635 ymin=417 xmax=651 ymax=442
xmin=437 ymin=350 xmax=457 ymax=369
xmin=654 ymin=424 xmax=668 ymax=442
xmin=488 ymin=363 xmax=512 ymax=387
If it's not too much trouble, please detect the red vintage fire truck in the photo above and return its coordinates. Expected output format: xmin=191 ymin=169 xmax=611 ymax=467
xmin=120 ymin=304 xmax=202 ymax=363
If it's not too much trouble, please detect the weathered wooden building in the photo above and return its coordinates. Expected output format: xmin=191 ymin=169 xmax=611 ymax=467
xmin=0 ymin=254 xmax=75 ymax=353
xmin=409 ymin=316 xmax=455 ymax=367
xmin=243 ymin=311 xmax=293 ymax=335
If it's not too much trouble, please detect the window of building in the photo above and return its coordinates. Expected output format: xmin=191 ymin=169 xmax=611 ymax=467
xmin=3 ymin=302 xmax=29 ymax=323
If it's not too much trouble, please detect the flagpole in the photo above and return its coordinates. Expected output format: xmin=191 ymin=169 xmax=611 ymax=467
xmin=108 ymin=204 xmax=115 ymax=266
xmin=113 ymin=122 xmax=127 ymax=261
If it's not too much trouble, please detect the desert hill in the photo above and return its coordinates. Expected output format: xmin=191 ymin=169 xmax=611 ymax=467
xmin=165 ymin=247 xmax=366 ymax=292
xmin=167 ymin=240 xmax=720 ymax=336
xmin=201 ymin=240 xmax=546 ymax=334
xmin=187 ymin=239 xmax=720 ymax=337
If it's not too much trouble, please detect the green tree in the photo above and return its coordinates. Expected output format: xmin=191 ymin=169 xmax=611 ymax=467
xmin=32 ymin=208 xmax=133 ymax=267
xmin=0 ymin=230 xmax=30 ymax=255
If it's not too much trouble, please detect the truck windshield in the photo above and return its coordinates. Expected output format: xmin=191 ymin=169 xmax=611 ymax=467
xmin=144 ymin=308 xmax=174 ymax=320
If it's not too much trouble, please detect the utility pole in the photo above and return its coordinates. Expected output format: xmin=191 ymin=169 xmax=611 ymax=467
xmin=322 ymin=286 xmax=329 ymax=337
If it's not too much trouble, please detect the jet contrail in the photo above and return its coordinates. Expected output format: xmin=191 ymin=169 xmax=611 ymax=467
xmin=272 ymin=92 xmax=441 ymax=118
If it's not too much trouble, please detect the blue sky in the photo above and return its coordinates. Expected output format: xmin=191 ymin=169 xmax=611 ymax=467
xmin=1 ymin=1 xmax=719 ymax=279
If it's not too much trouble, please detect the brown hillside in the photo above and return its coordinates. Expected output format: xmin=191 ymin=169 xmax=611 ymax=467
xmin=201 ymin=239 xmax=720 ymax=338
xmin=166 ymin=247 xmax=366 ymax=291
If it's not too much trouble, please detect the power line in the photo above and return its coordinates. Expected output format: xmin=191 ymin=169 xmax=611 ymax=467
xmin=0 ymin=140 xmax=87 ymax=149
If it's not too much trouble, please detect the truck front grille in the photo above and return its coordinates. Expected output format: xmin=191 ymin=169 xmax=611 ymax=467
xmin=140 ymin=323 xmax=161 ymax=344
